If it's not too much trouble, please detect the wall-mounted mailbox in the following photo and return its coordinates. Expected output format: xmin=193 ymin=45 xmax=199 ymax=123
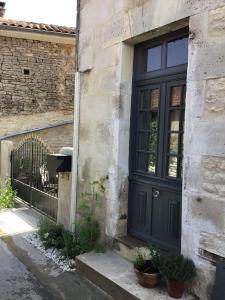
xmin=47 ymin=154 xmax=72 ymax=173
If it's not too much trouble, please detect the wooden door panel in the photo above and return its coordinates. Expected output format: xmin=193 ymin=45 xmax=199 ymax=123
xmin=151 ymin=188 xmax=181 ymax=251
xmin=129 ymin=181 xmax=152 ymax=241
xmin=129 ymin=181 xmax=181 ymax=251
xmin=168 ymin=199 xmax=180 ymax=239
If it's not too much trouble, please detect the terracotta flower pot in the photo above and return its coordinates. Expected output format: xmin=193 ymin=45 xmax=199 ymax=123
xmin=134 ymin=268 xmax=160 ymax=288
xmin=166 ymin=279 xmax=185 ymax=299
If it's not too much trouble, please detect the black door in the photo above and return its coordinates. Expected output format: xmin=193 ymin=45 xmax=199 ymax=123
xmin=128 ymin=29 xmax=188 ymax=252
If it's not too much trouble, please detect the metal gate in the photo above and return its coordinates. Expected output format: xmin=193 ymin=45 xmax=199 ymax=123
xmin=11 ymin=136 xmax=58 ymax=220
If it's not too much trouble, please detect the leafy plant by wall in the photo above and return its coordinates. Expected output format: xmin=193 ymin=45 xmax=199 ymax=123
xmin=77 ymin=177 xmax=106 ymax=253
xmin=37 ymin=178 xmax=107 ymax=259
xmin=159 ymin=253 xmax=196 ymax=282
xmin=0 ymin=178 xmax=15 ymax=209
xmin=62 ymin=229 xmax=80 ymax=258
xmin=38 ymin=220 xmax=65 ymax=250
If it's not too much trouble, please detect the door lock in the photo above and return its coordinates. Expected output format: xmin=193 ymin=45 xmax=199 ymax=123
xmin=153 ymin=190 xmax=159 ymax=198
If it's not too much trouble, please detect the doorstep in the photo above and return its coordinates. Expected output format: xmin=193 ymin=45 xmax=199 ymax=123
xmin=76 ymin=250 xmax=195 ymax=300
xmin=113 ymin=235 xmax=148 ymax=261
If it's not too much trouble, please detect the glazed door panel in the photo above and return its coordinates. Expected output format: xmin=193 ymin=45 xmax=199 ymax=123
xmin=128 ymin=29 xmax=188 ymax=252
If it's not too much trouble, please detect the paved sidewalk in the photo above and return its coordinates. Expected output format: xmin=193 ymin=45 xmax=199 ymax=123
xmin=0 ymin=203 xmax=111 ymax=300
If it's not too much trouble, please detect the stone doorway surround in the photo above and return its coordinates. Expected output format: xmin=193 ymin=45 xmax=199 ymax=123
xmin=109 ymin=20 xmax=190 ymax=241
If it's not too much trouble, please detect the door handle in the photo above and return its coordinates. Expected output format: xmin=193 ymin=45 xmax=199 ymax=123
xmin=153 ymin=190 xmax=159 ymax=198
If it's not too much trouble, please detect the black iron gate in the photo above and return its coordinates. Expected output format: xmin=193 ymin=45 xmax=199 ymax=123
xmin=11 ymin=136 xmax=58 ymax=220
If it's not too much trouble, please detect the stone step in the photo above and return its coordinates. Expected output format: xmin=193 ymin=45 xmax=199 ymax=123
xmin=76 ymin=250 xmax=194 ymax=300
xmin=113 ymin=235 xmax=148 ymax=262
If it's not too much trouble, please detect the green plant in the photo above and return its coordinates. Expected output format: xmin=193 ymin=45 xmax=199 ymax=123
xmin=78 ymin=220 xmax=100 ymax=253
xmin=0 ymin=178 xmax=15 ymax=209
xmin=160 ymin=253 xmax=196 ymax=282
xmin=77 ymin=177 xmax=106 ymax=254
xmin=134 ymin=249 xmax=158 ymax=274
xmin=37 ymin=178 xmax=107 ymax=258
xmin=148 ymin=243 xmax=161 ymax=269
xmin=38 ymin=219 xmax=81 ymax=259
xmin=38 ymin=219 xmax=64 ymax=250
xmin=134 ymin=250 xmax=146 ymax=270
xmin=119 ymin=213 xmax=127 ymax=220
xmin=62 ymin=229 xmax=79 ymax=258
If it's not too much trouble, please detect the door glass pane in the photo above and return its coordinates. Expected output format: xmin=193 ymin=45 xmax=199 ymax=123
xmin=166 ymin=83 xmax=186 ymax=178
xmin=147 ymin=45 xmax=162 ymax=72
xmin=140 ymin=90 xmax=149 ymax=109
xmin=169 ymin=133 xmax=179 ymax=155
xmin=171 ymin=86 xmax=182 ymax=107
xmin=137 ymin=152 xmax=147 ymax=171
xmin=168 ymin=156 xmax=178 ymax=177
xmin=167 ymin=37 xmax=188 ymax=67
xmin=151 ymin=89 xmax=160 ymax=109
xmin=170 ymin=110 xmax=180 ymax=131
xmin=148 ymin=112 xmax=158 ymax=173
xmin=139 ymin=132 xmax=149 ymax=150
xmin=148 ymin=153 xmax=156 ymax=173
xmin=139 ymin=112 xmax=149 ymax=130
xmin=149 ymin=112 xmax=158 ymax=152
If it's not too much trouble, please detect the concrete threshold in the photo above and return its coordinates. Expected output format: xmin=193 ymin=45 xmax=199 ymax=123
xmin=76 ymin=250 xmax=195 ymax=300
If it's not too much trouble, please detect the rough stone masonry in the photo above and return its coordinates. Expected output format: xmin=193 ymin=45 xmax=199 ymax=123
xmin=0 ymin=28 xmax=75 ymax=158
xmin=0 ymin=36 xmax=74 ymax=117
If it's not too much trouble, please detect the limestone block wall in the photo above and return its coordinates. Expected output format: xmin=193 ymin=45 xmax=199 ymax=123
xmin=76 ymin=1 xmax=225 ymax=298
xmin=0 ymin=36 xmax=75 ymax=117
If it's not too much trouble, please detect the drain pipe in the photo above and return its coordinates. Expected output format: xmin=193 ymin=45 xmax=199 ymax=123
xmin=70 ymin=0 xmax=81 ymax=232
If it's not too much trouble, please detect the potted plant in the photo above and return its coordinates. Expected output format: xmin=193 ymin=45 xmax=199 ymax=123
xmin=160 ymin=253 xmax=196 ymax=299
xmin=133 ymin=244 xmax=160 ymax=288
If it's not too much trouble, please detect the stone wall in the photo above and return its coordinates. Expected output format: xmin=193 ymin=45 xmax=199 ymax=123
xmin=0 ymin=34 xmax=75 ymax=158
xmin=5 ymin=123 xmax=73 ymax=153
xmin=0 ymin=36 xmax=75 ymax=117
xmin=76 ymin=0 xmax=225 ymax=298
xmin=0 ymin=110 xmax=73 ymax=138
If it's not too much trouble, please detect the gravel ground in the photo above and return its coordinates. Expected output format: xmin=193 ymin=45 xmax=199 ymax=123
xmin=24 ymin=233 xmax=76 ymax=272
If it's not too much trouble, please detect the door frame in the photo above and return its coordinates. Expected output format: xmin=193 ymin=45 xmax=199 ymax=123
xmin=128 ymin=28 xmax=189 ymax=251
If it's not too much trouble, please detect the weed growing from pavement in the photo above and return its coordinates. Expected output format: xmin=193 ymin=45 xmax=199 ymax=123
xmin=0 ymin=178 xmax=15 ymax=209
